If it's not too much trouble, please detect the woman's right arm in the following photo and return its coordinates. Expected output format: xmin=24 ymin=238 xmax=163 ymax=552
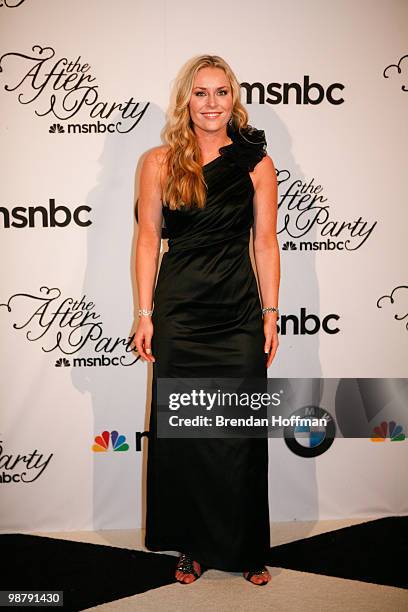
xmin=135 ymin=147 xmax=167 ymax=363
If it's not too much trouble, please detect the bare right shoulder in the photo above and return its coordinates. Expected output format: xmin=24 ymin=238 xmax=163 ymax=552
xmin=136 ymin=147 xmax=168 ymax=205
xmin=142 ymin=145 xmax=170 ymax=169
xmin=140 ymin=145 xmax=169 ymax=192
xmin=138 ymin=146 xmax=170 ymax=218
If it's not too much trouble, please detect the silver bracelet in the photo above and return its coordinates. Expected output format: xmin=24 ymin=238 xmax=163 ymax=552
xmin=138 ymin=308 xmax=153 ymax=317
xmin=262 ymin=306 xmax=279 ymax=319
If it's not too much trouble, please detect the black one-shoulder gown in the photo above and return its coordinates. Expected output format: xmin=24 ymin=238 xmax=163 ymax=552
xmin=144 ymin=125 xmax=270 ymax=571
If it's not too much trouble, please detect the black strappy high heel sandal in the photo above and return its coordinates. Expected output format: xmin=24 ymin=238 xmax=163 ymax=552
xmin=243 ymin=567 xmax=270 ymax=586
xmin=175 ymin=553 xmax=203 ymax=584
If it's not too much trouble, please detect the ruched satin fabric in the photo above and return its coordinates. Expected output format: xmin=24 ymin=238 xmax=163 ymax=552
xmin=144 ymin=126 xmax=271 ymax=571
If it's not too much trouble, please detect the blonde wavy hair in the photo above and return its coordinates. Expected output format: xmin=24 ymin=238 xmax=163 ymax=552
xmin=162 ymin=55 xmax=249 ymax=210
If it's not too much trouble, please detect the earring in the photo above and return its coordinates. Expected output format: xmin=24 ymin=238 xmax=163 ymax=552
xmin=228 ymin=116 xmax=233 ymax=126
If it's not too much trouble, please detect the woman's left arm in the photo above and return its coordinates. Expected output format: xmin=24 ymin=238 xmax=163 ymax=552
xmin=251 ymin=155 xmax=280 ymax=368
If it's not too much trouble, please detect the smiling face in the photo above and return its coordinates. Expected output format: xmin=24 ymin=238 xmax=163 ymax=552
xmin=188 ymin=66 xmax=233 ymax=136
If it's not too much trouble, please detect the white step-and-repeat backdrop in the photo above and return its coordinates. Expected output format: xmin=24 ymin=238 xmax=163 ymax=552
xmin=1 ymin=0 xmax=407 ymax=532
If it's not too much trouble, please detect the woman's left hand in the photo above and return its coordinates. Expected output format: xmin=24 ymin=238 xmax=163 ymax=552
xmin=263 ymin=314 xmax=279 ymax=368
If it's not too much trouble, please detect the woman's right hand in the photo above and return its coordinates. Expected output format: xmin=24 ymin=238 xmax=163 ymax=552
xmin=134 ymin=316 xmax=156 ymax=363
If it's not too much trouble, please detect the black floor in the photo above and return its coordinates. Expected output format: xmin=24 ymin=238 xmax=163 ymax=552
xmin=268 ymin=516 xmax=408 ymax=589
xmin=2 ymin=516 xmax=406 ymax=611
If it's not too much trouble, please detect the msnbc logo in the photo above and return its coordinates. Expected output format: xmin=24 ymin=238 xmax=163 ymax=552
xmin=371 ymin=421 xmax=405 ymax=442
xmin=92 ymin=430 xmax=129 ymax=452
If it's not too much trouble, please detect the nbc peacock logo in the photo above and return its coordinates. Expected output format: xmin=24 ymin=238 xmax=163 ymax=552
xmin=55 ymin=358 xmax=70 ymax=367
xmin=92 ymin=430 xmax=129 ymax=452
xmin=49 ymin=123 xmax=65 ymax=134
xmin=371 ymin=421 xmax=405 ymax=442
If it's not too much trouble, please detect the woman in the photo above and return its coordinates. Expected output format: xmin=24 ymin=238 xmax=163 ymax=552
xmin=135 ymin=54 xmax=280 ymax=586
